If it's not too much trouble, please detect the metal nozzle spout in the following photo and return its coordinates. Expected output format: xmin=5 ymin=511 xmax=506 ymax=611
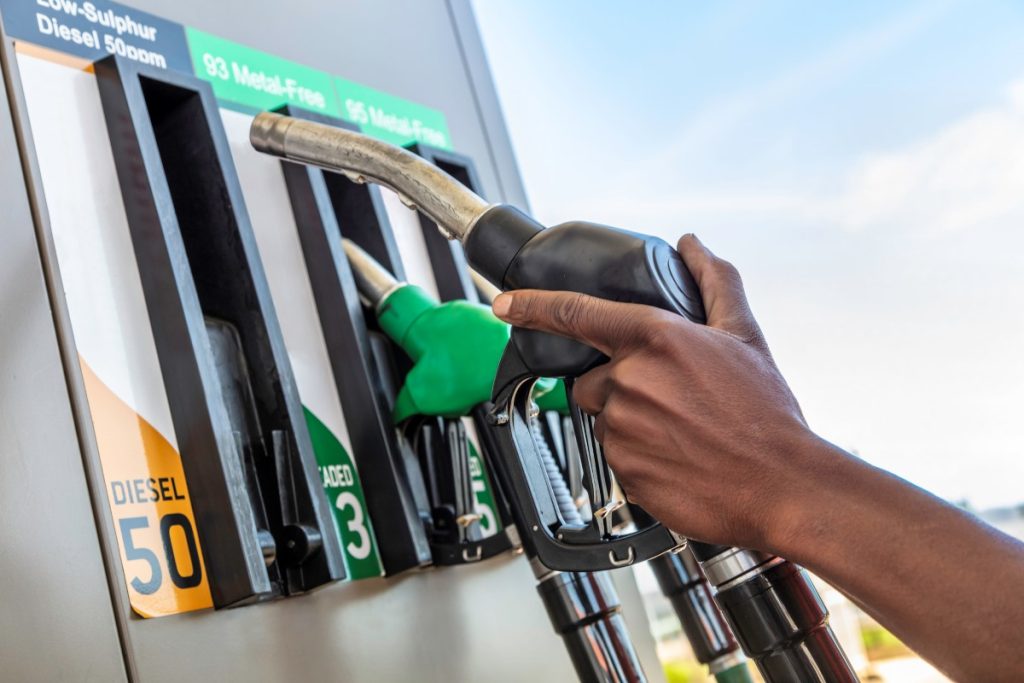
xmin=251 ymin=112 xmax=492 ymax=241
xmin=470 ymin=269 xmax=502 ymax=304
xmin=342 ymin=238 xmax=402 ymax=310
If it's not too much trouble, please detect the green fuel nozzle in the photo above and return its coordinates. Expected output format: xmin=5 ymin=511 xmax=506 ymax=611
xmin=342 ymin=239 xmax=511 ymax=423
xmin=342 ymin=242 xmax=518 ymax=566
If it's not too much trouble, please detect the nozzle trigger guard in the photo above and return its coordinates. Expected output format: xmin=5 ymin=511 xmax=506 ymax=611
xmin=479 ymin=342 xmax=681 ymax=572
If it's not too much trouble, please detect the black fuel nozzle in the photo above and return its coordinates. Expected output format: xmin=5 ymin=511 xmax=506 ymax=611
xmin=251 ymin=114 xmax=698 ymax=573
xmin=403 ymin=413 xmax=514 ymax=565
xmin=249 ymin=123 xmax=855 ymax=683
xmin=250 ymin=113 xmax=704 ymax=335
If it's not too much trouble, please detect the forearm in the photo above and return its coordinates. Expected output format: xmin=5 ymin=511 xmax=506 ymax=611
xmin=490 ymin=245 xmax=1024 ymax=679
xmin=772 ymin=435 xmax=1024 ymax=682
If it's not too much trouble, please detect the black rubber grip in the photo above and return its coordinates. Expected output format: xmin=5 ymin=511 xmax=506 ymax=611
xmin=462 ymin=204 xmax=544 ymax=288
xmin=650 ymin=553 xmax=739 ymax=664
xmin=715 ymin=562 xmax=858 ymax=682
xmin=537 ymin=571 xmax=646 ymax=682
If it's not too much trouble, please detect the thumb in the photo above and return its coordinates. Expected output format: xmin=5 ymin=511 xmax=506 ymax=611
xmin=677 ymin=234 xmax=766 ymax=348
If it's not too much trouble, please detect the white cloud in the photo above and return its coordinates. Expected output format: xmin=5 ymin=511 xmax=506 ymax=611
xmin=556 ymin=80 xmax=1024 ymax=508
xmin=568 ymin=75 xmax=1024 ymax=244
xmin=640 ymin=1 xmax=954 ymax=182
xmin=834 ymin=78 xmax=1024 ymax=234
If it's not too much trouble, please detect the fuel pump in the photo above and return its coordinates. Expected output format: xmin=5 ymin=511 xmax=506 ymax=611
xmin=93 ymin=60 xmax=347 ymax=608
xmin=344 ymin=239 xmax=647 ymax=682
xmin=272 ymin=105 xmax=433 ymax=576
xmin=250 ymin=113 xmax=860 ymax=682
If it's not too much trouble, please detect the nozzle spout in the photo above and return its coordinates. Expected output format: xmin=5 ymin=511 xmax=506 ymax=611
xmin=342 ymin=238 xmax=402 ymax=310
xmin=470 ymin=269 xmax=502 ymax=304
xmin=251 ymin=113 xmax=491 ymax=241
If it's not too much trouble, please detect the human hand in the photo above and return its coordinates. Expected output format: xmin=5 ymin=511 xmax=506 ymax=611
xmin=491 ymin=235 xmax=819 ymax=552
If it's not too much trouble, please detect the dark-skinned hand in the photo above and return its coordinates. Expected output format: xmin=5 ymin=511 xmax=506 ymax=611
xmin=492 ymin=233 xmax=1024 ymax=683
xmin=491 ymin=234 xmax=816 ymax=552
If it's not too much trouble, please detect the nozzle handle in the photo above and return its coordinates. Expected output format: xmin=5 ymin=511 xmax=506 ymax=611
xmin=464 ymin=206 xmax=706 ymax=379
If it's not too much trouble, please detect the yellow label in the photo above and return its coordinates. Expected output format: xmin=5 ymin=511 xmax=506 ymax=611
xmin=81 ymin=359 xmax=213 ymax=617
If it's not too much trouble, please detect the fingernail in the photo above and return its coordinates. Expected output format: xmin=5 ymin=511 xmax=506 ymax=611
xmin=492 ymin=293 xmax=512 ymax=319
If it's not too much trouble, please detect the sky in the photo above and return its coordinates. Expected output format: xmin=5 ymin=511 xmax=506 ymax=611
xmin=472 ymin=0 xmax=1024 ymax=509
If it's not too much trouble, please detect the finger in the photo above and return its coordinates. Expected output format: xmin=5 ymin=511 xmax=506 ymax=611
xmin=593 ymin=411 xmax=607 ymax=443
xmin=572 ymin=364 xmax=613 ymax=415
xmin=492 ymin=289 xmax=661 ymax=356
xmin=676 ymin=234 xmax=765 ymax=345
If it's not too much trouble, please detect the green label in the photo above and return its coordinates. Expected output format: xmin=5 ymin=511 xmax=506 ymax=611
xmin=186 ymin=28 xmax=339 ymax=116
xmin=336 ymin=77 xmax=452 ymax=150
xmin=468 ymin=439 xmax=502 ymax=537
xmin=183 ymin=29 xmax=452 ymax=150
xmin=304 ymin=407 xmax=383 ymax=579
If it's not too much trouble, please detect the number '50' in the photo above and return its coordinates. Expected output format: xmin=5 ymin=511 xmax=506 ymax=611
xmin=119 ymin=515 xmax=202 ymax=595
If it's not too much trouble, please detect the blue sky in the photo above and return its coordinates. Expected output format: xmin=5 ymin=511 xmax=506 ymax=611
xmin=473 ymin=1 xmax=1024 ymax=509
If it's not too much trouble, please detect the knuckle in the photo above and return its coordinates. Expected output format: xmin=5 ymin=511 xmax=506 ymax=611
xmin=607 ymin=363 xmax=630 ymax=391
xmin=713 ymin=256 xmax=739 ymax=277
xmin=552 ymin=293 xmax=590 ymax=332
xmin=607 ymin=363 xmax=647 ymax=405
xmin=572 ymin=382 xmax=601 ymax=415
xmin=641 ymin=312 xmax=681 ymax=350
xmin=712 ymin=257 xmax=743 ymax=287
xmin=601 ymin=400 xmax=629 ymax=431
xmin=606 ymin=446 xmax=640 ymax=484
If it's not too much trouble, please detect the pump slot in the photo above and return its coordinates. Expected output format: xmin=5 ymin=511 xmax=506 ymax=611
xmin=275 ymin=105 xmax=433 ymax=575
xmin=95 ymin=57 xmax=345 ymax=607
xmin=371 ymin=143 xmax=514 ymax=563
xmin=406 ymin=145 xmax=483 ymax=303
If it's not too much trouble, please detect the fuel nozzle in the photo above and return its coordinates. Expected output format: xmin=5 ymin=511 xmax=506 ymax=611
xmin=251 ymin=113 xmax=548 ymax=293
xmin=252 ymin=113 xmax=494 ymax=242
xmin=342 ymin=238 xmax=509 ymax=423
xmin=341 ymin=238 xmax=403 ymax=310
xmin=251 ymin=112 xmax=702 ymax=343
xmin=342 ymin=238 xmax=514 ymax=565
